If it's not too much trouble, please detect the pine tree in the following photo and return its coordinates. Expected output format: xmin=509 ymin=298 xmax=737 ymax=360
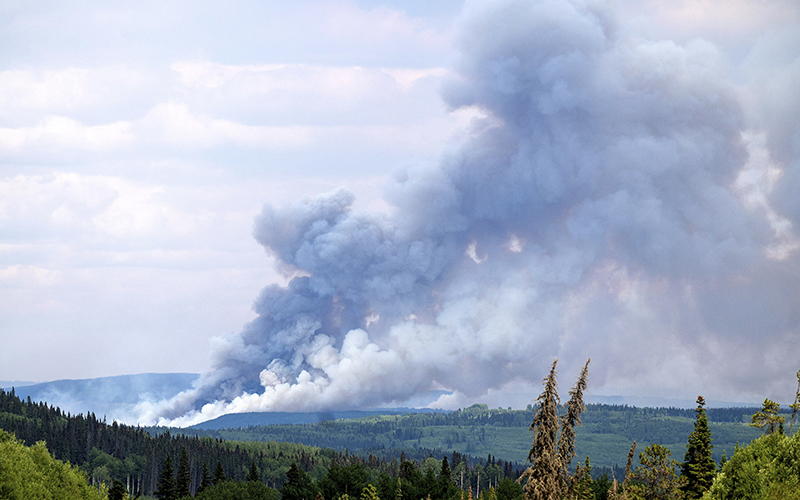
xmin=155 ymin=454 xmax=176 ymax=500
xmin=682 ymin=396 xmax=715 ymax=499
xmin=176 ymin=446 xmax=191 ymax=498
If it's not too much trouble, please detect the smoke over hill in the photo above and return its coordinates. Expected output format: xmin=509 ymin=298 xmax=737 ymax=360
xmin=141 ymin=0 xmax=800 ymax=426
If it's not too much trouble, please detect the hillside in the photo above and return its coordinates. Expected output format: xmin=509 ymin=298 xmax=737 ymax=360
xmin=173 ymin=403 xmax=769 ymax=471
xmin=3 ymin=373 xmax=199 ymax=420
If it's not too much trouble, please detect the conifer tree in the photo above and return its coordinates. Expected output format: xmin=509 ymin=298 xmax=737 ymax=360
xmin=629 ymin=444 xmax=686 ymax=500
xmin=520 ymin=358 xmax=590 ymax=500
xmin=522 ymin=359 xmax=561 ymax=500
xmin=197 ymin=461 xmax=212 ymax=495
xmin=790 ymin=370 xmax=800 ymax=436
xmin=751 ymin=399 xmax=785 ymax=434
xmin=681 ymin=396 xmax=715 ymax=499
xmin=361 ymin=484 xmax=380 ymax=500
xmin=213 ymin=460 xmax=226 ymax=485
xmin=108 ymin=479 xmax=127 ymax=500
xmin=572 ymin=457 xmax=593 ymax=500
xmin=155 ymin=454 xmax=176 ymax=500
xmin=248 ymin=460 xmax=260 ymax=482
xmin=558 ymin=359 xmax=590 ymax=479
xmin=176 ymin=446 xmax=191 ymax=498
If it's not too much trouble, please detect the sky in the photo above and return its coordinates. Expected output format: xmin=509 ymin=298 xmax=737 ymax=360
xmin=1 ymin=0 xmax=800 ymax=425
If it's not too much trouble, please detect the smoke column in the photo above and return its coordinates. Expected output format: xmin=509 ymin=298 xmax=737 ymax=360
xmin=143 ymin=0 xmax=800 ymax=425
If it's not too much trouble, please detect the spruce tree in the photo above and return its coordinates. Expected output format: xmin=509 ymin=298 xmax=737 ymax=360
xmin=213 ymin=460 xmax=226 ymax=485
xmin=248 ymin=460 xmax=260 ymax=482
xmin=176 ymin=446 xmax=191 ymax=498
xmin=197 ymin=461 xmax=212 ymax=495
xmin=558 ymin=359 xmax=590 ymax=479
xmin=155 ymin=454 xmax=176 ymax=500
xmin=520 ymin=358 xmax=590 ymax=500
xmin=629 ymin=444 xmax=686 ymax=500
xmin=523 ymin=359 xmax=561 ymax=500
xmin=108 ymin=479 xmax=127 ymax=500
xmin=682 ymin=396 xmax=715 ymax=499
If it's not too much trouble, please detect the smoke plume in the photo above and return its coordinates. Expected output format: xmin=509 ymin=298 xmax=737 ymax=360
xmin=145 ymin=0 xmax=800 ymax=425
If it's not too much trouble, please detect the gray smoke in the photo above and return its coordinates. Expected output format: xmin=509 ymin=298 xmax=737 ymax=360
xmin=144 ymin=0 xmax=800 ymax=425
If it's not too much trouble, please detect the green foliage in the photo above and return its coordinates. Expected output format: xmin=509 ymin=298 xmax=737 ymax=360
xmin=213 ymin=460 xmax=226 ymax=485
xmin=194 ymin=480 xmax=280 ymax=500
xmin=155 ymin=454 xmax=176 ymax=500
xmin=628 ymin=444 xmax=685 ymax=500
xmin=705 ymin=432 xmax=800 ymax=499
xmin=170 ymin=401 xmax=763 ymax=473
xmin=0 ymin=428 xmax=105 ymax=500
xmin=320 ymin=462 xmax=370 ymax=500
xmin=681 ymin=397 xmax=715 ymax=499
xmin=282 ymin=462 xmax=321 ymax=500
xmin=361 ymin=483 xmax=380 ymax=500
xmin=750 ymin=399 xmax=785 ymax=435
xmin=591 ymin=473 xmax=612 ymax=500
xmin=197 ymin=461 xmax=212 ymax=494
xmin=495 ymin=478 xmax=523 ymax=500
xmin=176 ymin=446 xmax=191 ymax=498
xmin=108 ymin=479 xmax=127 ymax=500
xmin=249 ymin=460 xmax=261 ymax=482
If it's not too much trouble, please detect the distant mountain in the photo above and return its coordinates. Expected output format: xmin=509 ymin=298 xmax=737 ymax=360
xmin=190 ymin=408 xmax=447 ymax=430
xmin=3 ymin=373 xmax=199 ymax=420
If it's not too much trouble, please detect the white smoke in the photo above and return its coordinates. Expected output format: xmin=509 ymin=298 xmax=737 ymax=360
xmin=146 ymin=0 xmax=800 ymax=426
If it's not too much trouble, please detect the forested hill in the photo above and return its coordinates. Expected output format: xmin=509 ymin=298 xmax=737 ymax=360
xmin=0 ymin=387 xmax=425 ymax=497
xmin=171 ymin=403 xmax=772 ymax=471
xmin=0 ymin=388 xmax=512 ymax=498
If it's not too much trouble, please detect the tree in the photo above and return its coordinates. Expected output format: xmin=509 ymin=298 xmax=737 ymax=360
xmin=0 ymin=429 xmax=106 ymax=500
xmin=609 ymin=442 xmax=636 ymax=500
xmin=281 ymin=462 xmax=320 ymax=500
xmin=572 ymin=457 xmax=594 ymax=500
xmin=213 ymin=460 xmax=226 ymax=485
xmin=176 ymin=446 xmax=191 ymax=498
xmin=705 ymin=432 xmax=800 ymax=499
xmin=496 ymin=478 xmax=523 ymax=500
xmin=155 ymin=454 xmax=176 ymax=500
xmin=197 ymin=461 xmax=212 ymax=495
xmin=558 ymin=360 xmax=590 ymax=479
xmin=681 ymin=396 xmax=715 ymax=499
xmin=248 ymin=460 xmax=261 ymax=482
xmin=790 ymin=370 xmax=800 ymax=436
xmin=361 ymin=484 xmax=380 ymax=500
xmin=108 ymin=479 xmax=127 ymax=500
xmin=750 ymin=398 xmax=785 ymax=435
xmin=195 ymin=480 xmax=280 ymax=500
xmin=628 ymin=444 xmax=685 ymax=500
xmin=520 ymin=358 xmax=590 ymax=500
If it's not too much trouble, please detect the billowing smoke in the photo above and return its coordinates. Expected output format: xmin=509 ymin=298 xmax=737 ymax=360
xmin=144 ymin=0 xmax=800 ymax=425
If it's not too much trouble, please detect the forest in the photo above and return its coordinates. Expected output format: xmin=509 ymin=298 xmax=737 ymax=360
xmin=2 ymin=361 xmax=799 ymax=499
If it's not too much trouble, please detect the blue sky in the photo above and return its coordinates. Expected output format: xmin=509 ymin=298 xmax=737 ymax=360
xmin=2 ymin=0 xmax=800 ymax=424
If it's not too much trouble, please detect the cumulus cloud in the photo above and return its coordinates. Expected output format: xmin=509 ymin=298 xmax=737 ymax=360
xmin=142 ymin=0 xmax=800 ymax=426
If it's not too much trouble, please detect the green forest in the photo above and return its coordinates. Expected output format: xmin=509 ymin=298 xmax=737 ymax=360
xmin=2 ymin=362 xmax=800 ymax=499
